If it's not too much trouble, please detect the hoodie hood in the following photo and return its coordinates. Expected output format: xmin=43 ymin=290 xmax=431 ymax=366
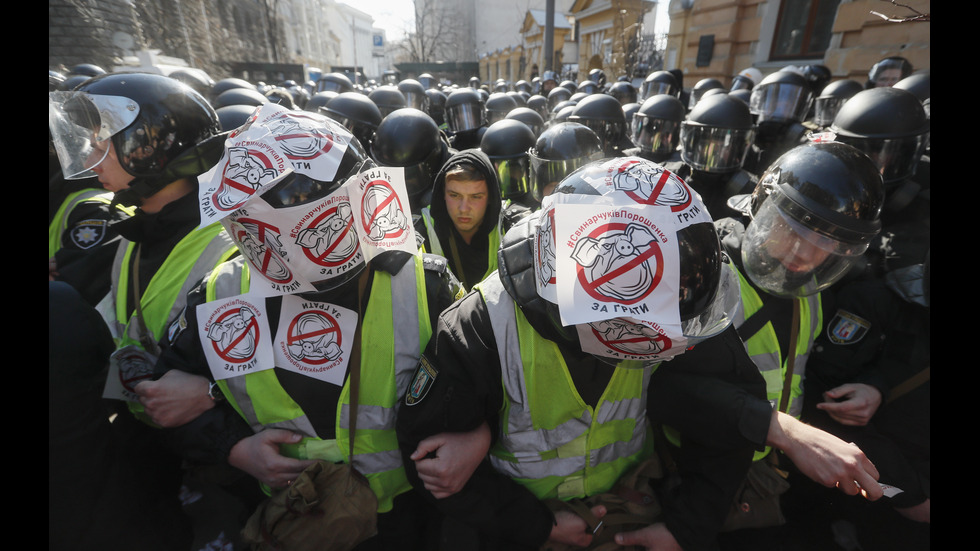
xmin=429 ymin=148 xmax=502 ymax=242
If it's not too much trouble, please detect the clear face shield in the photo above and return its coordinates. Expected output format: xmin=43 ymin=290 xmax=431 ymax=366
xmin=631 ymin=114 xmax=681 ymax=156
xmin=48 ymin=91 xmax=140 ymax=179
xmin=836 ymin=133 xmax=930 ymax=184
xmin=494 ymin=156 xmax=531 ymax=200
xmin=446 ymin=102 xmax=484 ymax=133
xmin=574 ymin=118 xmax=626 ymax=152
xmin=812 ymin=96 xmax=848 ymax=127
xmin=741 ymin=189 xmax=869 ymax=298
xmin=528 ymin=152 xmax=601 ymax=202
xmin=750 ymin=83 xmax=812 ymax=123
xmin=639 ymin=81 xmax=677 ymax=101
xmin=679 ymin=123 xmax=755 ymax=173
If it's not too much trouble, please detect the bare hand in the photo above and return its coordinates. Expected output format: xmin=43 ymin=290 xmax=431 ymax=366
xmin=768 ymin=411 xmax=882 ymax=500
xmin=549 ymin=505 xmax=606 ymax=548
xmin=410 ymin=421 xmax=491 ymax=498
xmin=228 ymin=429 xmax=317 ymax=488
xmin=817 ymin=383 xmax=883 ymax=426
xmin=49 ymin=257 xmax=58 ymax=281
xmin=134 ymin=370 xmax=214 ymax=428
xmin=614 ymin=522 xmax=683 ymax=551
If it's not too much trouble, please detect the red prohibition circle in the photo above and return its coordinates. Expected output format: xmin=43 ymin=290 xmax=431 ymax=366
xmin=286 ymin=310 xmax=342 ymax=366
xmin=360 ymin=180 xmax=407 ymax=239
xmin=210 ymin=308 xmax=261 ymax=364
xmin=300 ymin=205 xmax=359 ymax=267
xmin=576 ymin=221 xmax=664 ymax=305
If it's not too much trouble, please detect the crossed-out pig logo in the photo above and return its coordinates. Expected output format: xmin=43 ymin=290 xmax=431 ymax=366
xmin=268 ymin=112 xmax=335 ymax=161
xmin=360 ymin=179 xmax=410 ymax=241
xmin=212 ymin=146 xmax=282 ymax=211
xmin=205 ymin=305 xmax=260 ymax=363
xmin=229 ymin=217 xmax=293 ymax=284
xmin=285 ymin=310 xmax=344 ymax=366
xmin=294 ymin=200 xmax=362 ymax=270
xmin=587 ymin=318 xmax=672 ymax=357
xmin=571 ymin=221 xmax=663 ymax=304
xmin=611 ymin=160 xmax=694 ymax=212
xmin=534 ymin=208 xmax=558 ymax=303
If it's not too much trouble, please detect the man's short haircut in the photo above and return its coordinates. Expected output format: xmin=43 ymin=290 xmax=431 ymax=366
xmin=445 ymin=162 xmax=484 ymax=183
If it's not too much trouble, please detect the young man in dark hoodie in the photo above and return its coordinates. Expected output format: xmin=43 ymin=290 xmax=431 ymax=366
xmin=417 ymin=148 xmax=503 ymax=290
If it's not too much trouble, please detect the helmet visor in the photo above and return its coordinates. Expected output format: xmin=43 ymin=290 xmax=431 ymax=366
xmin=835 ymin=133 xmax=929 ymax=184
xmin=494 ymin=157 xmax=531 ymax=199
xmin=573 ymin=118 xmax=626 ymax=152
xmin=681 ymin=258 xmax=740 ymax=345
xmin=812 ymin=96 xmax=847 ymax=127
xmin=750 ymin=83 xmax=812 ymax=123
xmin=741 ymin=195 xmax=864 ymax=297
xmin=48 ymin=92 xmax=140 ymax=179
xmin=679 ymin=123 xmax=755 ymax=173
xmin=640 ymin=82 xmax=677 ymax=100
xmin=446 ymin=102 xmax=483 ymax=133
xmin=528 ymin=151 xmax=602 ymax=201
xmin=631 ymin=114 xmax=681 ymax=156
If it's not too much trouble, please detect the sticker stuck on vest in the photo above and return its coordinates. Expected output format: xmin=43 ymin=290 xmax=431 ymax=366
xmin=827 ymin=309 xmax=871 ymax=345
xmin=405 ymin=355 xmax=438 ymax=406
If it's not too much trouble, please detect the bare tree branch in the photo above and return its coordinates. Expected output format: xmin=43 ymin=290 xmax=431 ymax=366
xmin=870 ymin=0 xmax=930 ymax=22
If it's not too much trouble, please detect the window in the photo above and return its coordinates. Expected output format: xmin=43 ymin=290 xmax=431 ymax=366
xmin=770 ymin=0 xmax=841 ymax=60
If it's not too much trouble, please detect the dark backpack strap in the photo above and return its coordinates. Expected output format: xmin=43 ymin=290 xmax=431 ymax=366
xmin=735 ymin=298 xmax=780 ymax=342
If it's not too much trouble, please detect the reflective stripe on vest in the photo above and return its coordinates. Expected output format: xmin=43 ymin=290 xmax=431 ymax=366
xmin=477 ymin=273 xmax=654 ymax=500
xmin=420 ymin=206 xmax=500 ymax=288
xmin=206 ymin=253 xmax=431 ymax=513
xmin=731 ymin=269 xmax=821 ymax=460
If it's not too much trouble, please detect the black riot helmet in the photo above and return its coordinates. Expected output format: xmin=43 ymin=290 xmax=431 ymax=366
xmin=829 ymin=87 xmax=929 ymax=184
xmin=632 ymin=94 xmax=686 ymax=159
xmin=317 ymin=72 xmax=354 ymax=94
xmin=208 ymin=109 xmax=372 ymax=293
xmin=742 ymin=141 xmax=884 ymax=297
xmin=547 ymin=86 xmax=573 ymax=112
xmin=424 ymin=88 xmax=448 ymax=125
xmin=215 ymin=104 xmax=257 ymax=132
xmin=527 ymin=94 xmax=549 ymax=120
xmin=867 ymin=56 xmax=912 ymax=88
xmin=527 ymin=122 xmax=602 ymax=201
xmin=812 ymin=79 xmax=863 ymax=127
xmin=70 ymin=63 xmax=107 ymax=78
xmin=801 ymin=64 xmax=833 ymax=97
xmin=320 ymin=92 xmax=383 ymax=151
xmin=577 ymin=80 xmax=600 ymax=95
xmin=505 ymin=106 xmax=545 ymax=136
xmin=368 ymin=85 xmax=408 ymax=118
xmin=398 ymin=79 xmax=427 ymax=110
xmin=570 ymin=92 xmax=590 ymax=103
xmin=497 ymin=158 xmax=740 ymax=361
xmin=211 ymin=78 xmax=256 ymax=102
xmin=418 ymin=73 xmax=437 ymax=90
xmin=552 ymin=104 xmax=577 ymax=125
xmin=622 ymin=103 xmax=641 ymax=127
xmin=370 ymin=108 xmax=448 ymax=212
xmin=689 ymin=78 xmax=724 ymax=110
xmin=515 ymin=80 xmax=532 ymax=93
xmin=213 ymin=87 xmax=270 ymax=109
xmin=305 ymin=90 xmax=339 ymax=113
xmin=893 ymin=72 xmax=930 ymax=107
xmin=60 ymin=74 xmax=93 ymax=92
xmin=680 ymin=93 xmax=755 ymax=173
xmin=588 ymin=68 xmax=607 ymax=87
xmin=639 ymin=70 xmax=679 ymax=100
xmin=468 ymin=76 xmax=481 ymax=89
xmin=567 ymin=93 xmax=628 ymax=154
xmin=608 ymin=81 xmax=638 ymax=105
xmin=481 ymin=119 xmax=536 ymax=200
xmin=729 ymin=68 xmax=762 ymax=92
xmin=486 ymin=92 xmax=519 ymax=124
xmin=168 ymin=68 xmax=215 ymax=98
xmin=560 ymin=80 xmax=579 ymax=93
xmin=506 ymin=91 xmax=527 ymax=107
xmin=729 ymin=88 xmax=752 ymax=107
xmin=445 ymin=87 xmax=486 ymax=134
xmin=750 ymin=70 xmax=813 ymax=124
xmin=49 ymin=72 xmax=222 ymax=207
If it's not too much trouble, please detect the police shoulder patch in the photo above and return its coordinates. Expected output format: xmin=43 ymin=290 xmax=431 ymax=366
xmin=405 ymin=354 xmax=438 ymax=406
xmin=70 ymin=219 xmax=109 ymax=249
xmin=826 ymin=309 xmax=871 ymax=345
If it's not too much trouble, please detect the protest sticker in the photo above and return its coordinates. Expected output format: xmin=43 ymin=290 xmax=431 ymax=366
xmin=274 ymin=294 xmax=359 ymax=387
xmin=197 ymin=294 xmax=275 ymax=381
xmin=577 ymin=317 xmax=688 ymax=363
xmin=553 ymin=200 xmax=682 ymax=330
xmin=346 ymin=166 xmax=418 ymax=259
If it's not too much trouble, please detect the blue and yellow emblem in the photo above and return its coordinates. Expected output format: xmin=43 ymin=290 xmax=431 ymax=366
xmin=827 ymin=309 xmax=870 ymax=345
